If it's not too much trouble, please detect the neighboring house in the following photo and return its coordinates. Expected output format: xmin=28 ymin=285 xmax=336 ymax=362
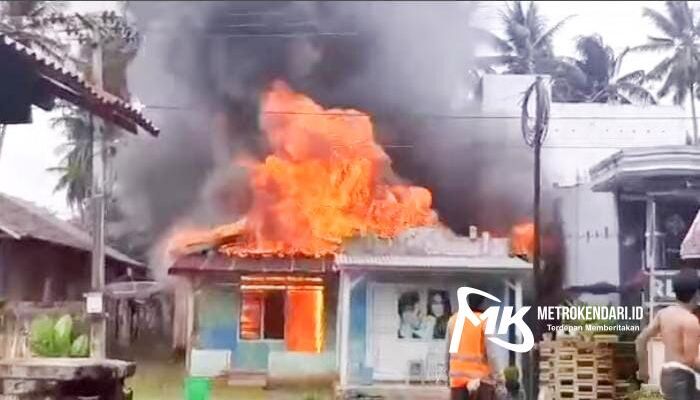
xmin=588 ymin=147 xmax=700 ymax=313
xmin=476 ymin=74 xmax=691 ymax=301
xmin=335 ymin=227 xmax=530 ymax=397
xmin=0 ymin=192 xmax=145 ymax=302
xmin=168 ymin=226 xmax=532 ymax=396
xmin=555 ymin=181 xmax=621 ymax=302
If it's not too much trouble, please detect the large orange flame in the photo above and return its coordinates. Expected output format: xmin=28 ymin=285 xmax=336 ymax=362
xmin=174 ymin=80 xmax=437 ymax=258
xmin=510 ymin=222 xmax=535 ymax=261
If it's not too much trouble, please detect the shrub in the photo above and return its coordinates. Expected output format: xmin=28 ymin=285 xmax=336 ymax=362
xmin=623 ymin=388 xmax=664 ymax=400
xmin=29 ymin=314 xmax=89 ymax=357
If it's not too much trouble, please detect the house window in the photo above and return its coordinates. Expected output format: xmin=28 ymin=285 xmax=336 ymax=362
xmin=240 ymin=290 xmax=285 ymax=340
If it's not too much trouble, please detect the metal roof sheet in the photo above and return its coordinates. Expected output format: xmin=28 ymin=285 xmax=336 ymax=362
xmin=0 ymin=33 xmax=159 ymax=135
xmin=335 ymin=254 xmax=531 ymax=271
xmin=0 ymin=192 xmax=144 ymax=267
xmin=168 ymin=252 xmax=332 ymax=274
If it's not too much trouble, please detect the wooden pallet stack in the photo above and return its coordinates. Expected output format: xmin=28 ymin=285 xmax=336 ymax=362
xmin=539 ymin=336 xmax=624 ymax=399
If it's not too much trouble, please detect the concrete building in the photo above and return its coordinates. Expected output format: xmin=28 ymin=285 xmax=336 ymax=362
xmin=477 ymin=74 xmax=692 ymax=302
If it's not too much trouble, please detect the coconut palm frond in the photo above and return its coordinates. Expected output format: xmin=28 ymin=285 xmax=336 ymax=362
xmin=469 ymin=27 xmax=513 ymax=53
xmin=643 ymin=7 xmax=680 ymax=38
xmin=631 ymin=42 xmax=675 ymax=53
xmin=617 ymin=82 xmax=657 ymax=105
xmin=666 ymin=0 xmax=693 ymax=31
xmin=647 ymin=55 xmax=676 ymax=81
xmin=533 ymin=14 xmax=575 ymax=49
xmin=617 ymin=70 xmax=646 ymax=85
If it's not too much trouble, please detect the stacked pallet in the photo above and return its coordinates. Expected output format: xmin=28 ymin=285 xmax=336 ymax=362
xmin=539 ymin=337 xmax=620 ymax=400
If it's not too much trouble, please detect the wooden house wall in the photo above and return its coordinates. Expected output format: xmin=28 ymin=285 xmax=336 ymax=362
xmin=0 ymin=239 xmax=132 ymax=302
xmin=193 ymin=279 xmax=337 ymax=377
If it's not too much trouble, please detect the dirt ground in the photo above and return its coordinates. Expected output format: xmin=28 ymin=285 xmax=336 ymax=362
xmin=127 ymin=360 xmax=333 ymax=400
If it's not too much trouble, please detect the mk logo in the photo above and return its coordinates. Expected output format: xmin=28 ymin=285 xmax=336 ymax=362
xmin=449 ymin=287 xmax=534 ymax=353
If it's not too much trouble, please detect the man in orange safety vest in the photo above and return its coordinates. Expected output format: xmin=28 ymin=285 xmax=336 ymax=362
xmin=445 ymin=292 xmax=500 ymax=400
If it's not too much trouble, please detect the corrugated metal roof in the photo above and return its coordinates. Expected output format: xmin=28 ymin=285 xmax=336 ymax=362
xmin=168 ymin=252 xmax=332 ymax=274
xmin=0 ymin=33 xmax=159 ymax=136
xmin=169 ymin=226 xmax=530 ymax=274
xmin=335 ymin=254 xmax=531 ymax=271
xmin=0 ymin=192 xmax=144 ymax=267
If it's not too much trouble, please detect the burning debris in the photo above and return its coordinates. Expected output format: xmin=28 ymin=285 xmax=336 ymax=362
xmin=169 ymin=81 xmax=437 ymax=258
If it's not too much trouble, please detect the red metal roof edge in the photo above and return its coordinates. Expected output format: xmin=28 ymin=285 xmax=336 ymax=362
xmin=0 ymin=33 xmax=159 ymax=136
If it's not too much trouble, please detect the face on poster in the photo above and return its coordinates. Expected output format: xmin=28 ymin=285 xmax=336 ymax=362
xmin=397 ymin=289 xmax=452 ymax=340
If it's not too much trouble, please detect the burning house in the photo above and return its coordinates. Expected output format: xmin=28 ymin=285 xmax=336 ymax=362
xmin=112 ymin=1 xmax=541 ymax=392
xmin=165 ymin=81 xmax=437 ymax=382
xmin=163 ymin=81 xmax=532 ymax=391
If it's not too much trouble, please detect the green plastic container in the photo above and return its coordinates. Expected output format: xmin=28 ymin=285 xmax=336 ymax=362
xmin=184 ymin=377 xmax=211 ymax=400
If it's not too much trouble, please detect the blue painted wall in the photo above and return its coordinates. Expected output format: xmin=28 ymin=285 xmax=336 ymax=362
xmin=196 ymin=286 xmax=272 ymax=371
xmin=195 ymin=283 xmax=336 ymax=374
xmin=347 ymin=280 xmax=368 ymax=383
xmin=197 ymin=286 xmax=238 ymax=353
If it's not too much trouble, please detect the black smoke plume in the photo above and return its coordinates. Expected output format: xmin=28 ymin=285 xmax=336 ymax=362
xmin=116 ymin=1 xmax=534 ymax=260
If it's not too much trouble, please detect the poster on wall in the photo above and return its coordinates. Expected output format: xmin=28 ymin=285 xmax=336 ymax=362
xmin=397 ymin=288 xmax=452 ymax=340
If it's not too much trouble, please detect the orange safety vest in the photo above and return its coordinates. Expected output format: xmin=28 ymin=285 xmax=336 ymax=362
xmin=447 ymin=313 xmax=491 ymax=388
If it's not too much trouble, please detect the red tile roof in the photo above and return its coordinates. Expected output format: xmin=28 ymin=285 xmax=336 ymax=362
xmin=0 ymin=33 xmax=159 ymax=136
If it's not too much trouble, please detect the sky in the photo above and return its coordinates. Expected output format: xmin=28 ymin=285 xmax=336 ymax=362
xmin=0 ymin=1 xmax=119 ymax=218
xmin=0 ymin=1 xmax=689 ymax=218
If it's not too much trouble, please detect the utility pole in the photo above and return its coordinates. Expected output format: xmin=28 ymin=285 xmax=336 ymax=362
xmin=89 ymin=30 xmax=107 ymax=359
xmin=521 ymin=76 xmax=550 ymax=400
xmin=521 ymin=76 xmax=550 ymax=305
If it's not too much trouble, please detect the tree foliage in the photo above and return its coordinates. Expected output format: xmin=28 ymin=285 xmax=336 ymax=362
xmin=0 ymin=1 xmax=69 ymax=59
xmin=556 ymin=35 xmax=656 ymax=104
xmin=633 ymin=1 xmax=700 ymax=104
xmin=476 ymin=1 xmax=573 ymax=75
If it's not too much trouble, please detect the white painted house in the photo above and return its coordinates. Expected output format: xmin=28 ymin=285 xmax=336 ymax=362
xmin=478 ymin=74 xmax=692 ymax=301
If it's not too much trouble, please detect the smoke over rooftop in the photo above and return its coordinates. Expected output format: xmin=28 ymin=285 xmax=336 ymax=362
xmin=115 ymin=1 xmax=534 ymax=263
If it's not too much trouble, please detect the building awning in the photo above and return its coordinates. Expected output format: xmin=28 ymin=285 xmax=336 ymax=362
xmin=682 ymin=209 xmax=700 ymax=259
xmin=589 ymin=146 xmax=700 ymax=193
xmin=0 ymin=34 xmax=159 ymax=135
xmin=335 ymin=254 xmax=531 ymax=273
xmin=168 ymin=252 xmax=333 ymax=275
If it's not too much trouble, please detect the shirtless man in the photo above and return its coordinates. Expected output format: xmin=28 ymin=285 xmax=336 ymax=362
xmin=636 ymin=268 xmax=700 ymax=399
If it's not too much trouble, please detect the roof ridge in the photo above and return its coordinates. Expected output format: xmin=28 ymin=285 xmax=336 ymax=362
xmin=0 ymin=192 xmax=143 ymax=267
xmin=0 ymin=33 xmax=159 ymax=135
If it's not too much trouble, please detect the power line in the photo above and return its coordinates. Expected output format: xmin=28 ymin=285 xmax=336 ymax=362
xmin=141 ymin=105 xmax=697 ymax=121
xmin=45 ymin=28 xmax=359 ymax=39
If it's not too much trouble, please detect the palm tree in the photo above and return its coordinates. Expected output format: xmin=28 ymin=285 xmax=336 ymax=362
xmin=0 ymin=1 xmax=68 ymax=58
xmin=633 ymin=1 xmax=700 ymax=143
xmin=558 ymin=35 xmax=656 ymax=104
xmin=476 ymin=1 xmax=573 ymax=76
xmin=49 ymin=107 xmax=93 ymax=217
xmin=48 ymin=9 xmax=140 ymax=219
